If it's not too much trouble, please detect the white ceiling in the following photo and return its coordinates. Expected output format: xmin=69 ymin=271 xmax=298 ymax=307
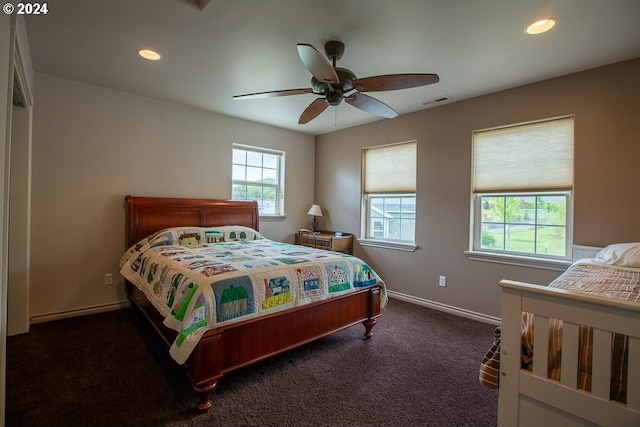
xmin=24 ymin=0 xmax=640 ymax=136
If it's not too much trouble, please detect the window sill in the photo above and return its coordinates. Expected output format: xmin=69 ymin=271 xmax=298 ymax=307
xmin=464 ymin=250 xmax=571 ymax=271
xmin=259 ymin=215 xmax=286 ymax=221
xmin=358 ymin=238 xmax=418 ymax=252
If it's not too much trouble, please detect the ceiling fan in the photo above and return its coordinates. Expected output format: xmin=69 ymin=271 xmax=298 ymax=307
xmin=233 ymin=40 xmax=440 ymax=124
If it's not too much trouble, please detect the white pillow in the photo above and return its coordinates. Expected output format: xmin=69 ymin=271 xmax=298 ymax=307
xmin=594 ymin=242 xmax=640 ymax=267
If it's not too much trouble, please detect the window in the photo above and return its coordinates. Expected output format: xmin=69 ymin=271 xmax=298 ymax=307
xmin=362 ymin=141 xmax=417 ymax=246
xmin=471 ymin=116 xmax=574 ymax=261
xmin=232 ymin=144 xmax=284 ymax=216
xmin=476 ymin=193 xmax=570 ymax=257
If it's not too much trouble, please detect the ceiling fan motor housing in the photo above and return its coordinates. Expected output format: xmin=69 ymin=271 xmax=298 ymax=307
xmin=311 ymin=67 xmax=357 ymax=105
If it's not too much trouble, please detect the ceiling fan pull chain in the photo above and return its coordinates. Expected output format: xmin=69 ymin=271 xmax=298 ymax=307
xmin=334 ymin=106 xmax=337 ymax=127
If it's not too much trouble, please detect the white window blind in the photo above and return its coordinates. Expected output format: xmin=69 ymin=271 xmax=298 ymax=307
xmin=473 ymin=117 xmax=574 ymax=192
xmin=364 ymin=141 xmax=416 ymax=193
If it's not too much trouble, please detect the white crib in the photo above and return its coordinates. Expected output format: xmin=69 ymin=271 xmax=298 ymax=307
xmin=497 ymin=279 xmax=640 ymax=427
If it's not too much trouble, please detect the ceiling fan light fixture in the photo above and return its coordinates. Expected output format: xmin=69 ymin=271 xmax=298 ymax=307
xmin=325 ymin=91 xmax=343 ymax=106
xmin=138 ymin=48 xmax=162 ymax=61
xmin=525 ymin=17 xmax=557 ymax=35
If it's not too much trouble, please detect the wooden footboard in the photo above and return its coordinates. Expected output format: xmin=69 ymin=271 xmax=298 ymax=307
xmin=497 ymin=280 xmax=640 ymax=427
xmin=128 ymin=283 xmax=381 ymax=411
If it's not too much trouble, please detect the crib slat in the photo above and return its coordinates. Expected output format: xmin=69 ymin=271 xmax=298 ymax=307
xmin=532 ymin=315 xmax=549 ymax=378
xmin=560 ymin=322 xmax=579 ymax=388
xmin=591 ymin=329 xmax=612 ymax=400
xmin=628 ymin=336 xmax=640 ymax=410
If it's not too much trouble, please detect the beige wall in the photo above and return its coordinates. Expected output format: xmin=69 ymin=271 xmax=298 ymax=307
xmin=25 ymin=58 xmax=640 ymax=320
xmin=29 ymin=73 xmax=315 ymax=318
xmin=315 ymin=58 xmax=640 ymax=318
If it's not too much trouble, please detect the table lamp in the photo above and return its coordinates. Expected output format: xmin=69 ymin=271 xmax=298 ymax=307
xmin=307 ymin=204 xmax=323 ymax=232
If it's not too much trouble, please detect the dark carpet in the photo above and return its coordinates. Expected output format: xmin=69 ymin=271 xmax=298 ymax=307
xmin=6 ymin=298 xmax=498 ymax=427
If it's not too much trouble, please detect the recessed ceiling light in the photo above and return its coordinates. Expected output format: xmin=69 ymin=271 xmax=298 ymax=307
xmin=525 ymin=17 xmax=557 ymax=35
xmin=138 ymin=48 xmax=162 ymax=61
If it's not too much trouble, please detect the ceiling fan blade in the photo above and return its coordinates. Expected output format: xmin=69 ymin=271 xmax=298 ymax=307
xmin=353 ymin=73 xmax=439 ymax=92
xmin=233 ymin=88 xmax=314 ymax=100
xmin=297 ymin=44 xmax=339 ymax=84
xmin=299 ymin=98 xmax=329 ymax=124
xmin=346 ymin=93 xmax=398 ymax=118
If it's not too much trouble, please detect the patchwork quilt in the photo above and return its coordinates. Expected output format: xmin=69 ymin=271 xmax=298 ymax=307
xmin=119 ymin=226 xmax=386 ymax=364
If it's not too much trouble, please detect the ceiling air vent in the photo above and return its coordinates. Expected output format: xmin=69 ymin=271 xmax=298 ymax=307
xmin=422 ymin=96 xmax=451 ymax=106
xmin=177 ymin=0 xmax=210 ymax=11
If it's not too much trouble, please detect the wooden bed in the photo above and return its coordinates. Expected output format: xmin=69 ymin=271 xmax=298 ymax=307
xmin=497 ymin=278 xmax=640 ymax=426
xmin=123 ymin=195 xmax=382 ymax=411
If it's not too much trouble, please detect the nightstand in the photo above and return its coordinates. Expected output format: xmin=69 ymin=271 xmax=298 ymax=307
xmin=295 ymin=229 xmax=354 ymax=255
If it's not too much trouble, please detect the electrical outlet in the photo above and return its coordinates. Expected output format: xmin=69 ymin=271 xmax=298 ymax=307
xmin=104 ymin=273 xmax=113 ymax=286
xmin=438 ymin=275 xmax=447 ymax=287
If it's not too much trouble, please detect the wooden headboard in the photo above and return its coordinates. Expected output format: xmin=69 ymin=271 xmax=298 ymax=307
xmin=125 ymin=195 xmax=260 ymax=247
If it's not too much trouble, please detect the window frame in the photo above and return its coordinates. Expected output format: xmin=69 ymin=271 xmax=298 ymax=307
xmin=231 ymin=144 xmax=285 ymax=218
xmin=471 ymin=191 xmax=573 ymax=262
xmin=364 ymin=193 xmax=417 ymax=242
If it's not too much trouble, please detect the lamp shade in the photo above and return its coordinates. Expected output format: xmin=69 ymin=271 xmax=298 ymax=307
xmin=307 ymin=204 xmax=323 ymax=217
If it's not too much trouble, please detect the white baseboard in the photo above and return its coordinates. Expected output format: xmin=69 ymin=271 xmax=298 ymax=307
xmin=29 ymin=293 xmax=500 ymax=328
xmin=387 ymin=290 xmax=501 ymax=326
xmin=30 ymin=300 xmax=131 ymax=324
